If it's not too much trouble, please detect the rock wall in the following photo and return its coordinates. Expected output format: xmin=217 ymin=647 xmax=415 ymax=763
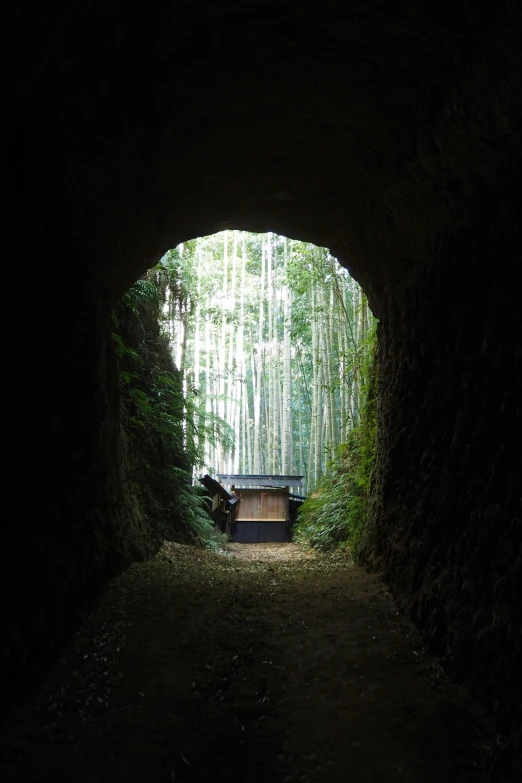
xmin=364 ymin=185 xmax=522 ymax=747
xmin=3 ymin=253 xmax=178 ymax=712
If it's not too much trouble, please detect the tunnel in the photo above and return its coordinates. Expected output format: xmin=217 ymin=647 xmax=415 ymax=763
xmin=6 ymin=0 xmax=521 ymax=759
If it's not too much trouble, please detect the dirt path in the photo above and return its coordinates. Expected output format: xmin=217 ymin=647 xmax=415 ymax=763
xmin=0 ymin=543 xmax=508 ymax=782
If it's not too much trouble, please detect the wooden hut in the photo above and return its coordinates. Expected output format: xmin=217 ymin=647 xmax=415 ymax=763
xmin=218 ymin=474 xmax=304 ymax=543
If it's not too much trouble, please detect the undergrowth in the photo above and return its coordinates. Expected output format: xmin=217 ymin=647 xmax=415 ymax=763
xmin=293 ymin=335 xmax=378 ymax=559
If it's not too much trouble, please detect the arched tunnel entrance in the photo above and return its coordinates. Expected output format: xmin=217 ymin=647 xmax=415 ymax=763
xmin=5 ymin=0 xmax=521 ymax=771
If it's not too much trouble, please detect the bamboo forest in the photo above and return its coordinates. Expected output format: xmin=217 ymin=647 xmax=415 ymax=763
xmin=160 ymin=231 xmax=375 ymax=494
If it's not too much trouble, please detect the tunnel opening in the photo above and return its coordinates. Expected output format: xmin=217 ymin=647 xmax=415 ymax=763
xmin=112 ymin=228 xmax=376 ymax=550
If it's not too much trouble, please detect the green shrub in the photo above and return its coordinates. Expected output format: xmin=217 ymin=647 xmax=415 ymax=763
xmin=293 ymin=341 xmax=377 ymax=557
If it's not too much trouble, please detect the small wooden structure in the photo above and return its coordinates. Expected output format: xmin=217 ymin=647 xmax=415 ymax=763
xmin=218 ymin=474 xmax=304 ymax=543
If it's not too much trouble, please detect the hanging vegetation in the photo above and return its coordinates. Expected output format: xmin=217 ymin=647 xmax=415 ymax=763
xmin=112 ymin=277 xmax=227 ymax=550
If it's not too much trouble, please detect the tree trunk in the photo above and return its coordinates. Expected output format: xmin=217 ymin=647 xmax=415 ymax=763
xmin=253 ymin=238 xmax=265 ymax=473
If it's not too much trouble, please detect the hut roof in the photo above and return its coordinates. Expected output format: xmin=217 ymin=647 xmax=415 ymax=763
xmin=218 ymin=474 xmax=304 ymax=488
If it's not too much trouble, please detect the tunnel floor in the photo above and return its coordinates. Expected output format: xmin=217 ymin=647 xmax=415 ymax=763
xmin=1 ymin=543 xmax=503 ymax=782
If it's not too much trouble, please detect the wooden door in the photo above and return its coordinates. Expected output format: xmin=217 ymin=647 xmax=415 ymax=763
xmin=236 ymin=490 xmax=287 ymax=522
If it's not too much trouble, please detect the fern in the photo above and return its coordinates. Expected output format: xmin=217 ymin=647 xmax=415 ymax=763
xmin=111 ymin=267 xmax=229 ymax=548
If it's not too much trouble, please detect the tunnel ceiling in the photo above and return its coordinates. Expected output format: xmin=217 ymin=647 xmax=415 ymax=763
xmin=11 ymin=2 xmax=521 ymax=308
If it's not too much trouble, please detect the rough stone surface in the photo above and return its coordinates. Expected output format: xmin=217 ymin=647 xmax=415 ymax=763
xmin=4 ymin=283 xmax=156 ymax=710
xmin=9 ymin=3 xmax=522 ymax=306
xmin=364 ymin=187 xmax=522 ymax=747
xmin=5 ymin=0 xmax=522 ymax=749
